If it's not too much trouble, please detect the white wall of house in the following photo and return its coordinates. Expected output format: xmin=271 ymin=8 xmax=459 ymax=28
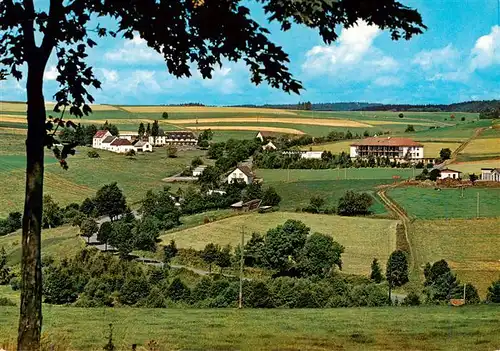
xmin=402 ymin=146 xmax=424 ymax=159
xmin=349 ymin=146 xmax=358 ymax=158
xmin=439 ymin=171 xmax=461 ymax=180
xmin=301 ymin=151 xmax=323 ymax=160
xmin=92 ymin=131 xmax=111 ymax=149
xmin=481 ymin=169 xmax=500 ymax=181
xmin=228 ymin=169 xmax=252 ymax=184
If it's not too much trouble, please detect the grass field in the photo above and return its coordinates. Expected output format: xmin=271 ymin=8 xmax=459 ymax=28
xmin=161 ymin=212 xmax=398 ymax=275
xmin=388 ymin=187 xmax=500 ymax=219
xmin=456 ymin=135 xmax=500 ymax=162
xmin=257 ymin=168 xmax=415 ymax=182
xmin=0 ymin=141 xmax=208 ymax=216
xmin=0 ymin=225 xmax=83 ymax=266
xmin=448 ymin=159 xmax=500 ymax=174
xmin=410 ymin=218 xmax=500 ymax=298
xmin=0 ymin=305 xmax=499 ymax=350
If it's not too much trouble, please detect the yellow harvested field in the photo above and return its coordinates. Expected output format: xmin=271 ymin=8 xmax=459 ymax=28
xmin=185 ymin=125 xmax=305 ymax=134
xmin=169 ymin=117 xmax=372 ymax=128
xmin=460 ymin=138 xmax=500 ymax=155
xmin=0 ymin=127 xmax=26 ymax=135
xmin=306 ymin=140 xmax=352 ymax=153
xmin=421 ymin=142 xmax=462 ymax=158
xmin=0 ymin=115 xmax=25 ymax=123
xmin=362 ymin=120 xmax=440 ymax=127
xmin=120 ymin=106 xmax=298 ymax=115
xmin=449 ymin=159 xmax=500 ymax=174
xmin=161 ymin=212 xmax=398 ymax=275
xmin=0 ymin=102 xmax=117 ymax=113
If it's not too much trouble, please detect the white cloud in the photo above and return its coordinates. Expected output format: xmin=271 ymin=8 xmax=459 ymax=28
xmin=373 ymin=76 xmax=402 ymax=87
xmin=104 ymin=36 xmax=163 ymax=63
xmin=101 ymin=69 xmax=119 ymax=83
xmin=302 ymin=21 xmax=398 ymax=80
xmin=470 ymin=25 xmax=500 ymax=70
xmin=412 ymin=44 xmax=459 ymax=70
xmin=44 ymin=66 xmax=58 ymax=80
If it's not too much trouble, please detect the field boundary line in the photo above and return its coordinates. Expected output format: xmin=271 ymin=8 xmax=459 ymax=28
xmin=377 ymin=187 xmax=414 ymax=270
xmin=445 ymin=127 xmax=486 ymax=166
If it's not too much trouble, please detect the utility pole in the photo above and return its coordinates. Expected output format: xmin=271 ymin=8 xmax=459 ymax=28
xmin=238 ymin=226 xmax=245 ymax=309
xmin=463 ymin=283 xmax=466 ymax=303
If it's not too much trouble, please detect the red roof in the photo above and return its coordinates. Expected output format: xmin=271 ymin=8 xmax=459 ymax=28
xmin=94 ymin=130 xmax=110 ymax=139
xmin=351 ymin=137 xmax=422 ymax=147
xmin=110 ymin=138 xmax=132 ymax=146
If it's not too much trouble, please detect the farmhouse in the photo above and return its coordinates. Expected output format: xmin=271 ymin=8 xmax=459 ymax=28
xmin=256 ymin=131 xmax=277 ymax=142
xmin=262 ymin=141 xmax=277 ymax=151
xmin=227 ymin=166 xmax=255 ymax=184
xmin=282 ymin=150 xmax=323 ymax=160
xmin=133 ymin=140 xmax=153 ymax=152
xmin=109 ymin=138 xmax=135 ymax=153
xmin=149 ymin=130 xmax=197 ymax=146
xmin=350 ymin=137 xmax=424 ymax=161
xmin=438 ymin=168 xmax=462 ymax=180
xmin=101 ymin=135 xmax=117 ymax=151
xmin=193 ymin=165 xmax=208 ymax=177
xmin=481 ymin=168 xmax=500 ymax=181
xmin=92 ymin=130 xmax=112 ymax=149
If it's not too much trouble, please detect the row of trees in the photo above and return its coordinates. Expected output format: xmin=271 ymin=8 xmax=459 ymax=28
xmin=301 ymin=191 xmax=374 ymax=216
xmin=137 ymin=120 xmax=161 ymax=138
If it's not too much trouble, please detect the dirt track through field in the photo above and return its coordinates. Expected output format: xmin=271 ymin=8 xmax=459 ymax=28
xmin=185 ymin=126 xmax=305 ymax=134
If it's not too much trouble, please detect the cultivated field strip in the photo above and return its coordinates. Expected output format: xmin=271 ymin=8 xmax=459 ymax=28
xmin=119 ymin=105 xmax=299 ymax=114
xmin=168 ymin=117 xmax=373 ymax=128
xmin=185 ymin=125 xmax=305 ymax=134
xmin=0 ymin=102 xmax=118 ymax=112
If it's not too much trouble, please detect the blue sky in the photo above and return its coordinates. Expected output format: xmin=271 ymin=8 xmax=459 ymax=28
xmin=1 ymin=0 xmax=499 ymax=105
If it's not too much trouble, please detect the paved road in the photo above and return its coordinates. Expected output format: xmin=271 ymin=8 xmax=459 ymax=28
xmin=85 ymin=211 xmax=141 ymax=251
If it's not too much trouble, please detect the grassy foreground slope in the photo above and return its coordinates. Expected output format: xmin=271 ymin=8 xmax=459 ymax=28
xmin=410 ymin=218 xmax=500 ymax=298
xmin=1 ymin=306 xmax=499 ymax=350
xmin=161 ymin=212 xmax=398 ymax=275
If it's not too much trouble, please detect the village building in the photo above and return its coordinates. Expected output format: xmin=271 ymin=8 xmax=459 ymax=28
xmin=109 ymin=138 xmax=135 ymax=153
xmin=438 ymin=168 xmax=462 ymax=180
xmin=92 ymin=130 xmax=112 ymax=149
xmin=262 ymin=141 xmax=277 ymax=151
xmin=230 ymin=199 xmax=262 ymax=212
xmin=281 ymin=150 xmax=323 ymax=160
xmin=133 ymin=140 xmax=153 ymax=152
xmin=227 ymin=166 xmax=255 ymax=184
xmin=101 ymin=135 xmax=117 ymax=151
xmin=481 ymin=168 xmax=500 ymax=181
xmin=148 ymin=130 xmax=197 ymax=146
xmin=350 ymin=137 xmax=424 ymax=161
xmin=192 ymin=165 xmax=208 ymax=177
xmin=256 ymin=131 xmax=277 ymax=142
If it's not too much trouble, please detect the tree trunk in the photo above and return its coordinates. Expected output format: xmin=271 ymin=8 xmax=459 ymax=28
xmin=18 ymin=61 xmax=47 ymax=351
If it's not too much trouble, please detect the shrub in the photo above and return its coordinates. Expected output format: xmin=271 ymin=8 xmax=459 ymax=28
xmin=0 ymin=296 xmax=15 ymax=306
xmin=337 ymin=191 xmax=373 ymax=216
xmin=167 ymin=146 xmax=178 ymax=158
xmin=349 ymin=284 xmax=388 ymax=307
xmin=405 ymin=125 xmax=415 ymax=133
xmin=119 ymin=276 xmax=150 ymax=305
xmin=402 ymin=292 xmax=420 ymax=306
xmin=486 ymin=280 xmax=500 ymax=303
xmin=125 ymin=149 xmax=136 ymax=157
xmin=398 ymin=113 xmax=404 ymax=118
xmin=167 ymin=277 xmax=191 ymax=302
xmin=87 ymin=150 xmax=100 ymax=158
xmin=10 ymin=276 xmax=20 ymax=291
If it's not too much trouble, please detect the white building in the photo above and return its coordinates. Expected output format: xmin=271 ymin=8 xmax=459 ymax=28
xmin=101 ymin=135 xmax=117 ymax=151
xmin=149 ymin=131 xmax=198 ymax=146
xmin=134 ymin=140 xmax=153 ymax=152
xmin=262 ymin=141 xmax=277 ymax=151
xmin=481 ymin=168 xmax=500 ymax=181
xmin=227 ymin=166 xmax=255 ymax=185
xmin=350 ymin=137 xmax=424 ymax=161
xmin=438 ymin=168 xmax=462 ymax=180
xmin=193 ymin=165 xmax=208 ymax=177
xmin=282 ymin=151 xmax=323 ymax=160
xmin=109 ymin=138 xmax=135 ymax=153
xmin=256 ymin=131 xmax=277 ymax=142
xmin=92 ymin=130 xmax=112 ymax=149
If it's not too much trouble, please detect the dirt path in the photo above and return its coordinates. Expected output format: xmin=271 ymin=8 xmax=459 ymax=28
xmin=442 ymin=127 xmax=486 ymax=167
xmin=377 ymin=187 xmax=414 ymax=270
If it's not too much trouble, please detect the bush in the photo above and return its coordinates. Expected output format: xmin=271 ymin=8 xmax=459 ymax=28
xmin=167 ymin=146 xmax=178 ymax=158
xmin=119 ymin=276 xmax=150 ymax=305
xmin=125 ymin=149 xmax=136 ymax=157
xmin=167 ymin=277 xmax=191 ymax=302
xmin=337 ymin=191 xmax=373 ymax=216
xmin=398 ymin=113 xmax=404 ymax=118
xmin=405 ymin=125 xmax=415 ymax=133
xmin=402 ymin=292 xmax=420 ymax=306
xmin=349 ymin=284 xmax=388 ymax=307
xmin=10 ymin=276 xmax=20 ymax=291
xmin=0 ymin=296 xmax=15 ymax=306
xmin=87 ymin=150 xmax=100 ymax=158
xmin=486 ymin=280 xmax=500 ymax=303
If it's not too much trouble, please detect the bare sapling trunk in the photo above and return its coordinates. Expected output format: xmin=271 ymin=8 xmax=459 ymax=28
xmin=18 ymin=61 xmax=47 ymax=351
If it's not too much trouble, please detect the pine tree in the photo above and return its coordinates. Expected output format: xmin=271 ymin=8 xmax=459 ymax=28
xmin=370 ymin=258 xmax=383 ymax=283
xmin=138 ymin=122 xmax=145 ymax=137
xmin=146 ymin=123 xmax=151 ymax=136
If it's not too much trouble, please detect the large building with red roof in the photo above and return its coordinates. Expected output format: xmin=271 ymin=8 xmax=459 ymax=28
xmin=350 ymin=137 xmax=424 ymax=161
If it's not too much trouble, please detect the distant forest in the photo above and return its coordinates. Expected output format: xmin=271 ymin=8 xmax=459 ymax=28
xmin=230 ymin=100 xmax=500 ymax=113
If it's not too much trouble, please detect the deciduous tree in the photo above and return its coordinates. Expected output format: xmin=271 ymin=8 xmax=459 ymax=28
xmin=298 ymin=233 xmax=344 ymax=277
xmin=201 ymin=243 xmax=220 ymax=273
xmin=97 ymin=222 xmax=113 ymax=251
xmin=386 ymin=250 xmax=409 ymax=301
xmin=370 ymin=258 xmax=383 ymax=283
xmin=94 ymin=183 xmax=127 ymax=221
xmin=439 ymin=148 xmax=452 ymax=160
xmin=0 ymin=0 xmax=425 ymax=346
xmin=80 ymin=218 xmax=98 ymax=243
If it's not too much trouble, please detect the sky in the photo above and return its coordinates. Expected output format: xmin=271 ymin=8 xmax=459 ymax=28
xmin=1 ymin=0 xmax=500 ymax=105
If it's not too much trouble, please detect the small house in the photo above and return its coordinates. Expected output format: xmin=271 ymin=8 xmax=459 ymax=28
xmin=481 ymin=168 xmax=500 ymax=182
xmin=227 ymin=166 xmax=255 ymax=185
xmin=438 ymin=168 xmax=462 ymax=180
xmin=262 ymin=141 xmax=277 ymax=151
xmin=134 ymin=140 xmax=153 ymax=152
xmin=231 ymin=199 xmax=262 ymax=212
xmin=92 ymin=130 xmax=112 ymax=149
xmin=193 ymin=165 xmax=208 ymax=177
xmin=109 ymin=138 xmax=134 ymax=153
xmin=256 ymin=131 xmax=277 ymax=142
xmin=101 ymin=135 xmax=117 ymax=151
